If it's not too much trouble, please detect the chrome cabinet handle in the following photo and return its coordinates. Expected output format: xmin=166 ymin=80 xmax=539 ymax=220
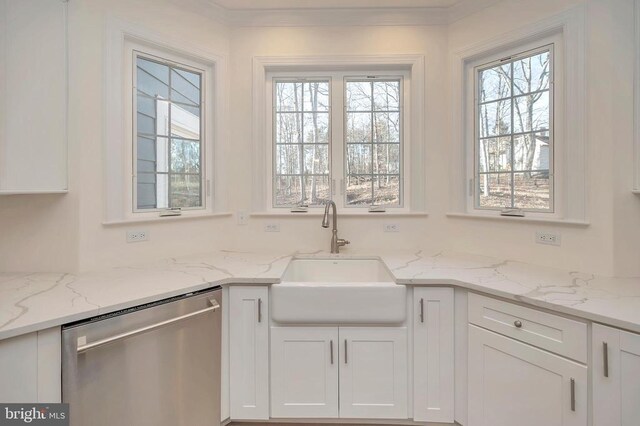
xmin=344 ymin=339 xmax=348 ymax=364
xmin=603 ymin=342 xmax=609 ymax=378
xmin=330 ymin=340 xmax=334 ymax=365
xmin=258 ymin=298 xmax=262 ymax=323
xmin=570 ymin=378 xmax=576 ymax=412
xmin=514 ymin=320 xmax=523 ymax=328
xmin=77 ymin=298 xmax=220 ymax=354
xmin=419 ymin=298 xmax=424 ymax=323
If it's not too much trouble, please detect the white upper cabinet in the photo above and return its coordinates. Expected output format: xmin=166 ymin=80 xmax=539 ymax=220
xmin=592 ymin=324 xmax=640 ymax=426
xmin=229 ymin=286 xmax=269 ymax=420
xmin=413 ymin=287 xmax=454 ymax=423
xmin=0 ymin=0 xmax=67 ymax=194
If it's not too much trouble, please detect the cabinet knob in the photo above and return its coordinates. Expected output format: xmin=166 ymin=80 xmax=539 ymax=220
xmin=514 ymin=320 xmax=523 ymax=328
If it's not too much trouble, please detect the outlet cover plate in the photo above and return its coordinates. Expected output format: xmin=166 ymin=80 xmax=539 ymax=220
xmin=264 ymin=223 xmax=280 ymax=232
xmin=383 ymin=223 xmax=400 ymax=232
xmin=126 ymin=230 xmax=149 ymax=243
xmin=535 ymin=231 xmax=561 ymax=246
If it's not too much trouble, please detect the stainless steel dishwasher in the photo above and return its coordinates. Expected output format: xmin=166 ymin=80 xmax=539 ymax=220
xmin=62 ymin=287 xmax=222 ymax=426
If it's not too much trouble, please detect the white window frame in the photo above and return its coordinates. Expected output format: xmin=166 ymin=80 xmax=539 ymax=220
xmin=634 ymin=0 xmax=640 ymax=194
xmin=266 ymin=70 xmax=410 ymax=212
xmin=252 ymin=56 xmax=426 ymax=217
xmin=104 ymin=19 xmax=228 ymax=224
xmin=131 ymin=49 xmax=208 ymax=213
xmin=449 ymin=7 xmax=588 ymax=225
xmin=469 ymin=40 xmax=559 ymax=216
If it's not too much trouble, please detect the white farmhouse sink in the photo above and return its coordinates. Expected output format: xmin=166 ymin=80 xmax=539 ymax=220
xmin=271 ymin=258 xmax=406 ymax=324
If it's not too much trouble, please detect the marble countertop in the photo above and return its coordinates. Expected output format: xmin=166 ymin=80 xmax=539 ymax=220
xmin=1 ymin=249 xmax=640 ymax=340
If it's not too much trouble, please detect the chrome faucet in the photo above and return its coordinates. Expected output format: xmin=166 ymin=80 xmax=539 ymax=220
xmin=321 ymin=200 xmax=350 ymax=254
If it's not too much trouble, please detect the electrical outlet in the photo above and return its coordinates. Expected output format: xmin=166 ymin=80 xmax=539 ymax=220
xmin=264 ymin=223 xmax=280 ymax=232
xmin=535 ymin=231 xmax=561 ymax=246
xmin=126 ymin=230 xmax=149 ymax=243
xmin=383 ymin=223 xmax=400 ymax=232
xmin=237 ymin=210 xmax=249 ymax=225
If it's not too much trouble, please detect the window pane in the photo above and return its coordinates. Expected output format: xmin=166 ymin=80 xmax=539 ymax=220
xmin=303 ymin=82 xmax=330 ymax=112
xmin=513 ymin=132 xmax=549 ymax=171
xmin=514 ymin=172 xmax=550 ymax=210
xmin=347 ymin=144 xmax=372 ymax=175
xmin=373 ymin=81 xmax=400 ymax=111
xmin=137 ymin=96 xmax=169 ymax=136
xmin=346 ymin=81 xmax=372 ymax=111
xmin=303 ymin=176 xmax=330 ymax=205
xmin=478 ymin=137 xmax=511 ymax=172
xmin=303 ymin=144 xmax=329 ymax=175
xmin=275 ymin=175 xmax=303 ymax=206
xmin=171 ymin=68 xmax=201 ymax=106
xmin=170 ymin=138 xmax=201 ymax=174
xmin=171 ymin=103 xmax=200 ymax=139
xmin=373 ymin=112 xmax=400 ymax=142
xmin=346 ymin=175 xmax=373 ymax=206
xmin=478 ymin=173 xmax=512 ymax=208
xmin=137 ymin=173 xmax=157 ymax=210
xmin=373 ymin=144 xmax=400 ymax=174
xmin=479 ymin=64 xmax=511 ymax=103
xmin=275 ymin=82 xmax=303 ymax=112
xmin=479 ymin=99 xmax=512 ymax=137
xmin=303 ymin=112 xmax=329 ymax=143
xmin=276 ymin=112 xmax=302 ymax=144
xmin=346 ymin=112 xmax=372 ymax=143
xmin=513 ymin=91 xmax=549 ymax=133
xmin=373 ymin=175 xmax=400 ymax=206
xmin=170 ymin=174 xmax=201 ymax=208
xmin=137 ymin=57 xmax=169 ymax=98
xmin=513 ymin=51 xmax=550 ymax=95
xmin=276 ymin=145 xmax=301 ymax=175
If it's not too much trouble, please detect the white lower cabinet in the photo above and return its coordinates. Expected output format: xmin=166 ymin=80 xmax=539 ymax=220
xmin=413 ymin=287 xmax=454 ymax=423
xmin=271 ymin=327 xmax=339 ymax=418
xmin=229 ymin=286 xmax=269 ymax=420
xmin=468 ymin=324 xmax=587 ymax=426
xmin=270 ymin=326 xmax=408 ymax=420
xmin=593 ymin=324 xmax=640 ymax=426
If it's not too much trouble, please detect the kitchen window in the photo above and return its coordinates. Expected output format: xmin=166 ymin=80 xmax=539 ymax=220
xmin=269 ymin=73 xmax=406 ymax=210
xmin=474 ymin=45 xmax=554 ymax=213
xmin=133 ymin=52 xmax=206 ymax=212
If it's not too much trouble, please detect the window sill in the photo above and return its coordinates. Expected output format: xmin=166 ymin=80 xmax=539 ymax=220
xmin=446 ymin=212 xmax=590 ymax=227
xmin=0 ymin=190 xmax=68 ymax=195
xmin=633 ymin=190 xmax=640 ymax=196
xmin=102 ymin=212 xmax=233 ymax=226
xmin=251 ymin=211 xmax=429 ymax=218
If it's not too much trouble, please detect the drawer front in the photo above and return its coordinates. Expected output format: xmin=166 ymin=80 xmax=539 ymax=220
xmin=468 ymin=293 xmax=587 ymax=363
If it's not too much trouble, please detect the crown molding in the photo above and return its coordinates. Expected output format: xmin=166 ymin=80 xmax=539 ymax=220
xmin=201 ymin=0 xmax=503 ymax=27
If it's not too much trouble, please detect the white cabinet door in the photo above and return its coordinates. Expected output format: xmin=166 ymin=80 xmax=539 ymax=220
xmin=271 ymin=327 xmax=339 ymax=418
xmin=468 ymin=325 xmax=587 ymax=426
xmin=593 ymin=324 xmax=640 ymax=426
xmin=0 ymin=0 xmax=67 ymax=193
xmin=229 ymin=286 xmax=269 ymax=420
xmin=0 ymin=327 xmax=61 ymax=403
xmin=413 ymin=287 xmax=454 ymax=423
xmin=339 ymin=327 xmax=408 ymax=419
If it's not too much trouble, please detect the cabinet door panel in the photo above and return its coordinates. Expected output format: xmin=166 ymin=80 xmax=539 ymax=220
xmin=339 ymin=327 xmax=408 ymax=419
xmin=468 ymin=325 xmax=586 ymax=426
xmin=271 ymin=327 xmax=338 ymax=418
xmin=413 ymin=287 xmax=454 ymax=423
xmin=593 ymin=324 xmax=640 ymax=426
xmin=229 ymin=286 xmax=269 ymax=420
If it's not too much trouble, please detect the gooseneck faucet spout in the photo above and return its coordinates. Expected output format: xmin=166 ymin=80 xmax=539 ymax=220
xmin=321 ymin=201 xmax=350 ymax=254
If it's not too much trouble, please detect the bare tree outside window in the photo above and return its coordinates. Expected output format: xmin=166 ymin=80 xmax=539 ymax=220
xmin=273 ymin=80 xmax=330 ymax=207
xmin=476 ymin=47 xmax=553 ymax=211
xmin=345 ymin=79 xmax=402 ymax=207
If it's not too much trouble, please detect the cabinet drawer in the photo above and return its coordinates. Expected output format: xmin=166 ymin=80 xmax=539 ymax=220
xmin=468 ymin=293 xmax=587 ymax=363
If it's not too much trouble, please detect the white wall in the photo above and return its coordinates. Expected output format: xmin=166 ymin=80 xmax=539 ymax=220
xmin=0 ymin=0 xmax=638 ymax=277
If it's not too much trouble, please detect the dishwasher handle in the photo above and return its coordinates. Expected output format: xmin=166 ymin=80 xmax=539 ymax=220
xmin=77 ymin=297 xmax=220 ymax=354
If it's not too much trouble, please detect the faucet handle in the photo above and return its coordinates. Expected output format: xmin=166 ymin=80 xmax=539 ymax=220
xmin=337 ymin=239 xmax=350 ymax=247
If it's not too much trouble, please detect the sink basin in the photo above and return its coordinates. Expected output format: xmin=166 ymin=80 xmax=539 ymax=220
xmin=282 ymin=258 xmax=394 ymax=282
xmin=271 ymin=258 xmax=406 ymax=325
